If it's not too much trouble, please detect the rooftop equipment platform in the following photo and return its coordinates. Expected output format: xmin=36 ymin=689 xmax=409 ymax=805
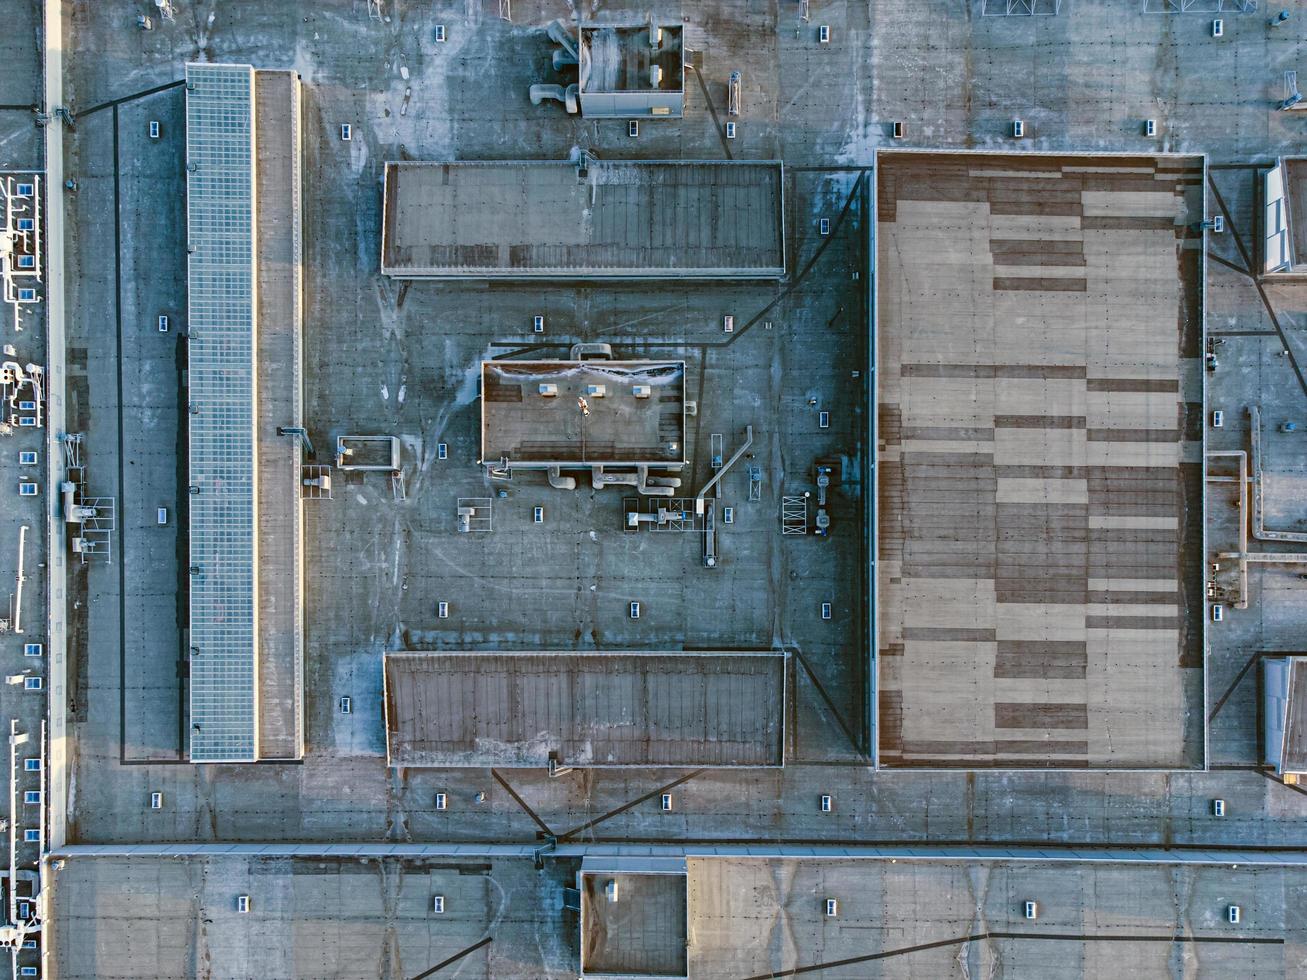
xmin=578 ymin=22 xmax=685 ymax=118
xmin=381 ymin=159 xmax=785 ymax=280
xmin=480 ymin=360 xmax=686 ymax=467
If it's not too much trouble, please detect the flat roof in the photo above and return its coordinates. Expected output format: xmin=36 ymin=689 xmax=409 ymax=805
xmin=380 ymin=159 xmax=785 ymax=279
xmin=253 ymin=69 xmax=304 ymax=760
xmin=687 ymin=857 xmax=1297 ymax=977
xmin=383 ymin=651 xmax=788 ymax=768
xmin=875 ymin=151 xmax=1205 ymax=769
xmin=581 ymin=869 xmax=688 ymax=978
xmin=185 ymin=62 xmax=259 ymax=763
xmin=1265 ymin=656 xmax=1307 ymax=775
xmin=480 ymin=360 xmax=686 ymax=467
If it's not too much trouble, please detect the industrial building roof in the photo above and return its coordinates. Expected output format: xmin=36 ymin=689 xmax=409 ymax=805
xmin=480 ymin=360 xmax=686 ymax=466
xmin=875 ymin=151 xmax=1206 ymax=769
xmin=580 ymin=862 xmax=688 ymax=978
xmin=185 ymin=63 xmax=259 ymax=763
xmin=383 ymin=651 xmax=788 ymax=768
xmin=1264 ymin=656 xmax=1307 ymax=776
xmin=184 ymin=63 xmax=305 ymax=763
xmin=252 ymin=69 xmax=305 ymax=761
xmin=380 ymin=159 xmax=785 ymax=279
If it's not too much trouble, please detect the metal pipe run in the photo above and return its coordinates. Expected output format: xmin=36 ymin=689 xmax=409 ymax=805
xmin=695 ymin=426 xmax=753 ymax=515
xmin=12 ymin=526 xmax=27 ymax=633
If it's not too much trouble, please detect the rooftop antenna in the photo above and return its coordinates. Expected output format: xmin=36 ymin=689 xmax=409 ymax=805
xmin=154 ymin=0 xmax=176 ymax=21
xmin=498 ymin=0 xmax=511 ymax=21
xmin=368 ymin=0 xmax=384 ymax=21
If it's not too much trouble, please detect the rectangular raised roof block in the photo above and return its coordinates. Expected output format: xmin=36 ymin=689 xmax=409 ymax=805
xmin=381 ymin=160 xmax=786 ymax=280
xmin=383 ymin=651 xmax=789 ymax=768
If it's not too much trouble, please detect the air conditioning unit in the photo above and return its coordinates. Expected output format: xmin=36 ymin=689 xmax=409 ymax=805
xmin=892 ymin=120 xmax=905 ymax=139
xmin=149 ymin=120 xmax=160 ymax=139
xmin=725 ymin=121 xmax=737 ymax=139
xmin=1213 ymin=17 xmax=1224 ymax=36
xmin=438 ymin=601 xmax=449 ymax=619
xmin=1228 ymin=904 xmax=1241 ymax=923
xmin=533 ymin=314 xmax=545 ymax=333
xmin=825 ymin=898 xmax=838 ymax=916
xmin=1212 ymin=798 xmax=1226 ymax=816
xmin=585 ymin=384 xmax=607 ymax=397
xmin=660 ymin=793 xmax=672 ymax=811
xmin=628 ymin=120 xmax=639 ymax=138
xmin=1145 ymin=118 xmax=1157 ymax=137
xmin=632 ymin=385 xmax=652 ymax=398
xmin=150 ymin=792 xmax=163 ymax=809
xmin=723 ymin=315 xmax=734 ymax=334
xmin=340 ymin=124 xmax=351 ymax=141
xmin=819 ymin=217 xmax=831 ymax=236
xmin=539 ymin=383 xmax=559 ymax=397
xmin=1012 ymin=118 xmax=1025 ymax=138
xmin=237 ymin=895 xmax=251 ymax=914
xmin=820 ymin=794 xmax=832 ymax=812
xmin=1024 ymin=901 xmax=1038 ymax=920
xmin=821 ymin=602 xmax=832 ymax=620
xmin=819 ymin=24 xmax=830 ymax=43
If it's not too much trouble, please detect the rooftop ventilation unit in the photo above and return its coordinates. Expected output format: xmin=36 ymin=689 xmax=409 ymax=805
xmin=539 ymin=383 xmax=559 ymax=397
xmin=632 ymin=385 xmax=652 ymax=398
xmin=585 ymin=384 xmax=606 ymax=397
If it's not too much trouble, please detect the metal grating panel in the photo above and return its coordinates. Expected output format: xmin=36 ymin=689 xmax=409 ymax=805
xmin=185 ymin=64 xmax=259 ymax=762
